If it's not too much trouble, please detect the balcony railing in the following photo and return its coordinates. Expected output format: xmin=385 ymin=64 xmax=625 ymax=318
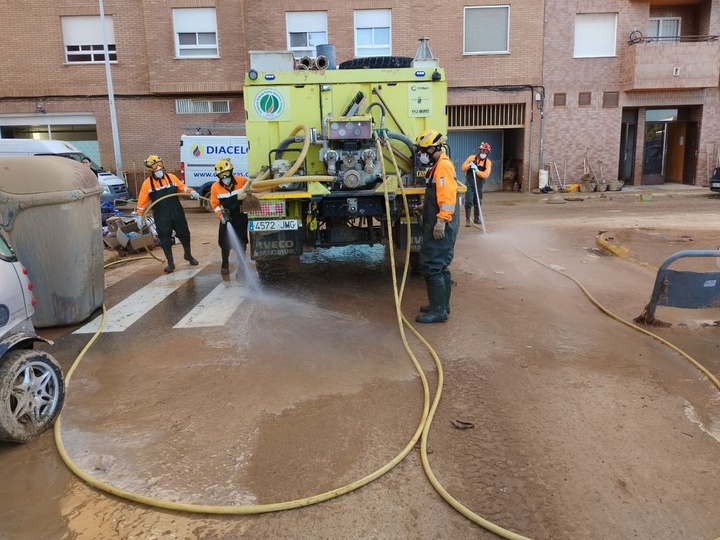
xmin=624 ymin=33 xmax=720 ymax=91
xmin=628 ymin=31 xmax=720 ymax=44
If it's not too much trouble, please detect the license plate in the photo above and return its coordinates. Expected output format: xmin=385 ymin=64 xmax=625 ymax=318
xmin=249 ymin=219 xmax=298 ymax=232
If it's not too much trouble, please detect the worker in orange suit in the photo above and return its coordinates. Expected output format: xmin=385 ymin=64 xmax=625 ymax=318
xmin=414 ymin=129 xmax=459 ymax=323
xmin=461 ymin=141 xmax=492 ymax=227
xmin=209 ymin=158 xmax=249 ymax=275
xmin=136 ymin=154 xmax=200 ymax=273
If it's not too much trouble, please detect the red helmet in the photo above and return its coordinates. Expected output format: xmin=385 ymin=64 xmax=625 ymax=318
xmin=478 ymin=142 xmax=491 ymax=154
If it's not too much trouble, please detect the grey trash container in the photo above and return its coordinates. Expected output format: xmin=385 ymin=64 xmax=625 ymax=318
xmin=0 ymin=155 xmax=105 ymax=327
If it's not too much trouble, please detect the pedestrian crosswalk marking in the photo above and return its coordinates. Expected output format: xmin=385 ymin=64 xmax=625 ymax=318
xmin=174 ymin=276 xmax=247 ymax=328
xmin=73 ymin=267 xmax=206 ymax=334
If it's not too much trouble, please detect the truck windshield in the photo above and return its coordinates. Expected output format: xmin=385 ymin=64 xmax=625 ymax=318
xmin=61 ymin=152 xmax=103 ymax=172
xmin=34 ymin=152 xmax=104 ymax=173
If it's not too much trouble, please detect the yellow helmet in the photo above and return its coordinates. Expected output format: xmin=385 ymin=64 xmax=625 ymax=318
xmin=215 ymin=158 xmax=234 ymax=179
xmin=414 ymin=129 xmax=446 ymax=149
xmin=144 ymin=155 xmax=163 ymax=171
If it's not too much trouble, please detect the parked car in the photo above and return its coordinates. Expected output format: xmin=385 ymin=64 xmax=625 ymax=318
xmin=0 ymin=233 xmax=64 ymax=443
xmin=710 ymin=167 xmax=720 ymax=193
xmin=0 ymin=139 xmax=130 ymax=205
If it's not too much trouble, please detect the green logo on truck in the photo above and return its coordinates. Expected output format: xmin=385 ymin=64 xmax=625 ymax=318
xmin=255 ymin=89 xmax=284 ymax=120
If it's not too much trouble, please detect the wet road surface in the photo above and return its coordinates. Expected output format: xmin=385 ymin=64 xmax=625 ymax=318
xmin=1 ymin=191 xmax=719 ymax=539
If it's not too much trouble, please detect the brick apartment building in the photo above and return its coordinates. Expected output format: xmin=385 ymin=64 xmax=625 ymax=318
xmin=0 ymin=1 xmax=717 ymax=192
xmin=543 ymin=0 xmax=720 ymax=188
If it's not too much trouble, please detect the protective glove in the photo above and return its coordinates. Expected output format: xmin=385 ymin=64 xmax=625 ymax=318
xmin=433 ymin=218 xmax=446 ymax=240
xmin=190 ymin=190 xmax=200 ymax=200
xmin=220 ymin=209 xmax=230 ymax=225
xmin=469 ymin=162 xmax=478 ymax=172
xmin=477 ymin=164 xmax=486 ymax=172
xmin=136 ymin=215 xmax=145 ymax=229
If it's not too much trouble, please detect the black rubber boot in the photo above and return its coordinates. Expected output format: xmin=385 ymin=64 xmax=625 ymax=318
xmin=464 ymin=207 xmax=472 ymax=227
xmin=420 ymin=273 xmax=451 ymax=314
xmin=473 ymin=210 xmax=481 ymax=225
xmin=220 ymin=247 xmax=230 ymax=275
xmin=162 ymin=245 xmax=175 ymax=273
xmin=181 ymin=240 xmax=199 ymax=266
xmin=443 ymin=272 xmax=452 ymax=314
xmin=416 ymin=276 xmax=448 ymax=323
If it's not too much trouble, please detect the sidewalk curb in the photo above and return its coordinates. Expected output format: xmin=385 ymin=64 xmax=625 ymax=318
xmin=487 ymin=185 xmax=713 ymax=204
xmin=596 ymin=232 xmax=658 ymax=271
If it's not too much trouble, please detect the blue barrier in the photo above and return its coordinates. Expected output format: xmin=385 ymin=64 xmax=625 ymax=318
xmin=637 ymin=250 xmax=720 ymax=324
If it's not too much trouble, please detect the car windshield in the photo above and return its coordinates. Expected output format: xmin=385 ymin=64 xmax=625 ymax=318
xmin=0 ymin=234 xmax=17 ymax=262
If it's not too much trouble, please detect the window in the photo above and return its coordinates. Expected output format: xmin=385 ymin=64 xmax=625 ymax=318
xmin=648 ymin=17 xmax=681 ymax=42
xmin=574 ymin=13 xmax=617 ymax=58
xmin=464 ymin=6 xmax=510 ymax=54
xmin=61 ymin=16 xmax=116 ymax=64
xmin=286 ymin=12 xmax=327 ymax=58
xmin=176 ymin=99 xmax=229 ymax=114
xmin=578 ymin=92 xmax=592 ymax=106
xmin=354 ymin=10 xmax=391 ymax=57
xmin=602 ymin=92 xmax=619 ymax=108
xmin=173 ymin=8 xmax=218 ymax=58
xmin=553 ymin=93 xmax=567 ymax=107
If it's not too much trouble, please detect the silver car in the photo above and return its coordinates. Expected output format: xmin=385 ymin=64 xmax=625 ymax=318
xmin=0 ymin=234 xmax=64 ymax=443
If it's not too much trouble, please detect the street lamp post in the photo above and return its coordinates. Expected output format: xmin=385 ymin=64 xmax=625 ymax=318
xmin=99 ymin=0 xmax=124 ymax=181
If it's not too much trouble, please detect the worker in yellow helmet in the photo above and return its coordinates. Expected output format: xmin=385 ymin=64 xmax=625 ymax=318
xmin=209 ymin=158 xmax=249 ymax=275
xmin=413 ymin=129 xmax=459 ymax=323
xmin=461 ymin=141 xmax=491 ymax=227
xmin=136 ymin=155 xmax=200 ymax=273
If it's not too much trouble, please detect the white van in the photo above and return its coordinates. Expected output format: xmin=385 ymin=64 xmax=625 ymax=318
xmin=180 ymin=135 xmax=249 ymax=202
xmin=0 ymin=139 xmax=130 ymax=205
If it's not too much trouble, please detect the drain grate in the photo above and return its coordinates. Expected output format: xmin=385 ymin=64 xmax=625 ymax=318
xmin=585 ymin=247 xmax=612 ymax=257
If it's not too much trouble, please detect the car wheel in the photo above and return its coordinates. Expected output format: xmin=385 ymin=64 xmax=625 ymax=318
xmin=0 ymin=349 xmax=65 ymax=443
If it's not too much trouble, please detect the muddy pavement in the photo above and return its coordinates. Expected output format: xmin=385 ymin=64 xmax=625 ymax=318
xmin=0 ymin=188 xmax=719 ymax=540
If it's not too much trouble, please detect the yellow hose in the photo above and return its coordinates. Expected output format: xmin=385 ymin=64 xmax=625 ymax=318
xmin=250 ymin=175 xmax=335 ymax=193
xmin=54 ymin=133 xmax=531 ymax=535
xmin=53 ymin=150 xmax=435 ymax=514
xmin=57 ymin=128 xmax=716 ymax=539
xmin=280 ymin=125 xmax=311 ymax=179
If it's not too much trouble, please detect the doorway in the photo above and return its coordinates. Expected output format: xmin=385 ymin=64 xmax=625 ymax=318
xmin=618 ymin=108 xmax=637 ymax=185
xmin=447 ymin=130 xmax=503 ymax=192
xmin=640 ymin=107 xmax=699 ymax=185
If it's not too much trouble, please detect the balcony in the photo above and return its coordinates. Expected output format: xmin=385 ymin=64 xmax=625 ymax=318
xmin=624 ymin=36 xmax=720 ymax=91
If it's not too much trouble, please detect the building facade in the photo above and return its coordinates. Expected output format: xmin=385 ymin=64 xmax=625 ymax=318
xmin=1 ymin=1 xmax=715 ymax=193
xmin=543 ymin=0 xmax=720 ymax=188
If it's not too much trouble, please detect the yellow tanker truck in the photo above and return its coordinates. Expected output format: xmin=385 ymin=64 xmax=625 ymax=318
xmin=243 ymin=46 xmax=450 ymax=280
